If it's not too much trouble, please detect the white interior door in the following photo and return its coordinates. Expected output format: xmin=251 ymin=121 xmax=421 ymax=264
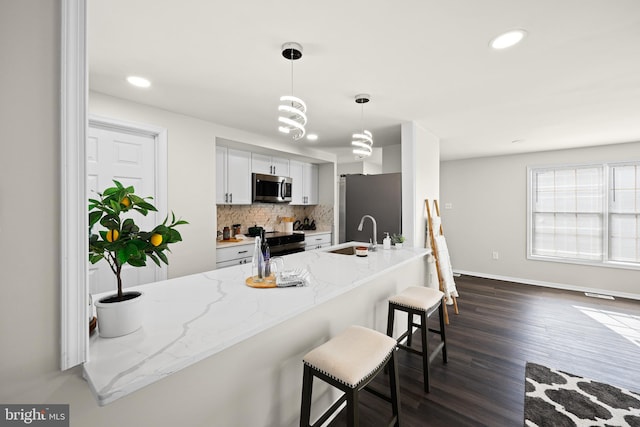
xmin=87 ymin=120 xmax=166 ymax=295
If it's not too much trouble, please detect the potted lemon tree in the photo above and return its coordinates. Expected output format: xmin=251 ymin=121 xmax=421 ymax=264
xmin=89 ymin=180 xmax=187 ymax=337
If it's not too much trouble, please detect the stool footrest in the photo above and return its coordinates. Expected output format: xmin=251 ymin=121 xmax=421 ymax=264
xmin=385 ymin=415 xmax=399 ymax=427
xmin=396 ymin=330 xmax=410 ymax=343
xmin=364 ymin=384 xmax=392 ymax=403
xmin=310 ymin=395 xmax=347 ymax=427
xmin=397 ymin=343 xmax=423 ymax=356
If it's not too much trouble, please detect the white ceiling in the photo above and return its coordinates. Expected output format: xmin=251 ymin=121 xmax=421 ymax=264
xmin=89 ymin=0 xmax=640 ymax=161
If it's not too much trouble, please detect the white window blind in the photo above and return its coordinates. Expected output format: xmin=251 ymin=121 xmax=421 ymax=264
xmin=528 ymin=161 xmax=640 ymax=269
xmin=610 ymin=164 xmax=640 ymax=263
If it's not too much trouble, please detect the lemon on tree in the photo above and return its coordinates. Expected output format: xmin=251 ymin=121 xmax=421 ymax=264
xmin=150 ymin=233 xmax=163 ymax=247
xmin=89 ymin=180 xmax=188 ymax=301
xmin=106 ymin=229 xmax=119 ymax=242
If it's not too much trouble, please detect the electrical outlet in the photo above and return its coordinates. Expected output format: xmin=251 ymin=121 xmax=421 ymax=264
xmin=492 ymin=251 xmax=499 ymax=260
xmin=445 ymin=203 xmax=453 ymax=209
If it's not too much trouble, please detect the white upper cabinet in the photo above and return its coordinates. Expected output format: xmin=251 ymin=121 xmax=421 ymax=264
xmin=251 ymin=153 xmax=290 ymax=176
xmin=216 ymin=147 xmax=252 ymax=205
xmin=290 ymin=160 xmax=318 ymax=205
xmin=305 ymin=162 xmax=319 ymax=205
xmin=289 ymin=160 xmax=304 ymax=204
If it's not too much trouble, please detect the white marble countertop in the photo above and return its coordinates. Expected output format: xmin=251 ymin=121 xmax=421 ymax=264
xmin=83 ymin=242 xmax=429 ymax=405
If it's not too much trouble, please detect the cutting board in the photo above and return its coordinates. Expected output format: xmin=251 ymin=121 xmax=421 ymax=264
xmin=245 ymin=275 xmax=276 ymax=288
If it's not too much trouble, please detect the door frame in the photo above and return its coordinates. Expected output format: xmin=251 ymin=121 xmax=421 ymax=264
xmin=89 ymin=114 xmax=169 ymax=284
xmin=61 ymin=0 xmax=88 ymax=370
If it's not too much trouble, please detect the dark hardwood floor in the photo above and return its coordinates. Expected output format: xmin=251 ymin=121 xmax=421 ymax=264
xmin=328 ymin=275 xmax=640 ymax=426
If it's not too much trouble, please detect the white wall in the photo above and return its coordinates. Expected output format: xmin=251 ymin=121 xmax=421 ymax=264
xmin=336 ymin=159 xmax=382 ymax=176
xmin=382 ymin=144 xmax=401 ymax=173
xmin=91 ymin=93 xmax=218 ymax=277
xmin=0 ymin=0 xmax=82 ymax=408
xmin=336 ymin=161 xmax=365 ymax=176
xmin=363 ymin=161 xmax=382 ymax=175
xmin=401 ymin=122 xmax=440 ymax=249
xmin=440 ymin=141 xmax=640 ymax=298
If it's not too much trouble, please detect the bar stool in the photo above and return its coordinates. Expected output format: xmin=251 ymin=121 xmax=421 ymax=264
xmin=386 ymin=286 xmax=447 ymax=393
xmin=300 ymin=325 xmax=401 ymax=427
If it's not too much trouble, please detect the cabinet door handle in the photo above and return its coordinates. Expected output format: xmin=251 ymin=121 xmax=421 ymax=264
xmin=238 ymin=250 xmax=248 ymax=254
xmin=230 ymin=193 xmax=233 ymax=203
xmin=225 ymin=193 xmax=228 ymax=203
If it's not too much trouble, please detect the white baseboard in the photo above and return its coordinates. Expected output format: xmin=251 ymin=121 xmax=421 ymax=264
xmin=453 ymin=270 xmax=640 ymax=301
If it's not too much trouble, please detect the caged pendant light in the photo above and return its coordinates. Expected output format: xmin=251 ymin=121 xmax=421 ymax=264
xmin=278 ymin=42 xmax=307 ymax=141
xmin=351 ymin=94 xmax=373 ymax=159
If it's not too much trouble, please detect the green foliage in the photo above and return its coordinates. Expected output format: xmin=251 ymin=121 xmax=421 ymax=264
xmin=391 ymin=233 xmax=405 ymax=244
xmin=88 ymin=180 xmax=188 ymax=297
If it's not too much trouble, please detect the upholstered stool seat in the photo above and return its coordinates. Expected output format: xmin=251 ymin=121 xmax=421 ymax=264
xmin=300 ymin=325 xmax=401 ymax=427
xmin=387 ymin=286 xmax=447 ymax=393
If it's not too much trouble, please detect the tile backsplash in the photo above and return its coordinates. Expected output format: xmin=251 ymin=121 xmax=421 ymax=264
xmin=217 ymin=204 xmax=333 ymax=234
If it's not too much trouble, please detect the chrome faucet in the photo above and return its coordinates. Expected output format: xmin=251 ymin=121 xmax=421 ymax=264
xmin=357 ymin=215 xmax=378 ymax=251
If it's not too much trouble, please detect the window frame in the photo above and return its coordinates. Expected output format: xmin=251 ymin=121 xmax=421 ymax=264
xmin=527 ymin=161 xmax=640 ymax=271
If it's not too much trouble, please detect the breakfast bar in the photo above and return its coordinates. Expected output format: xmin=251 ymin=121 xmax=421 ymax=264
xmin=83 ymin=243 xmax=430 ymax=426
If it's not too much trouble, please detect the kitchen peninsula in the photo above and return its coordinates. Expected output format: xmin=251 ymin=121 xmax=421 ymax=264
xmin=83 ymin=243 xmax=431 ymax=426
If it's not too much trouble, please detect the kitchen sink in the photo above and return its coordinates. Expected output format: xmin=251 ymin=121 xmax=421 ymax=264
xmin=328 ymin=245 xmax=371 ymax=256
xmin=329 ymin=246 xmax=357 ymax=255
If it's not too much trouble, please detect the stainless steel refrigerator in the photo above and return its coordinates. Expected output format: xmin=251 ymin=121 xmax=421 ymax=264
xmin=339 ymin=173 xmax=402 ymax=244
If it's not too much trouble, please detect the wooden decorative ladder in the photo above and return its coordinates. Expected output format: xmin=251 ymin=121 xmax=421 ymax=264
xmin=425 ymin=199 xmax=459 ymax=324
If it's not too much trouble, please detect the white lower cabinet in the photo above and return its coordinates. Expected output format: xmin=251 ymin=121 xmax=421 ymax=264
xmin=305 ymin=232 xmax=332 ymax=251
xmin=216 ymin=244 xmax=255 ymax=269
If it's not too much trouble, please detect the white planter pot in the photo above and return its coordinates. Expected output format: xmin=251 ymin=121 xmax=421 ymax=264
xmin=394 ymin=243 xmax=403 ymax=248
xmin=95 ymin=291 xmax=144 ymax=338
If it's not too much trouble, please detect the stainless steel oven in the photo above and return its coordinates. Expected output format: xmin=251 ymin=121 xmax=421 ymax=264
xmin=264 ymin=232 xmax=305 ymax=256
xmin=252 ymin=173 xmax=292 ymax=203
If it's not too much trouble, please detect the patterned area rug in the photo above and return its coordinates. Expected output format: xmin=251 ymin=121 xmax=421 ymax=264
xmin=524 ymin=362 xmax=640 ymax=427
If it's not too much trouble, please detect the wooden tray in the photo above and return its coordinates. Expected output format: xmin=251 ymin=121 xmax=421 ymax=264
xmin=245 ymin=275 xmax=276 ymax=288
xmin=89 ymin=316 xmax=97 ymax=335
xmin=220 ymin=238 xmax=247 ymax=243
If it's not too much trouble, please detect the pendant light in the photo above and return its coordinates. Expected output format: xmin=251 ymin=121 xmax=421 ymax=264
xmin=351 ymin=94 xmax=373 ymax=158
xmin=278 ymin=42 xmax=307 ymax=141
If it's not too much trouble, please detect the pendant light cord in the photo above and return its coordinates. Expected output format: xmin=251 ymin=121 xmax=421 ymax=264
xmin=290 ymin=53 xmax=294 ymax=102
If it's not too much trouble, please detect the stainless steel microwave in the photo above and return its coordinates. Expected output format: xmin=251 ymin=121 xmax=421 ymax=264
xmin=252 ymin=173 xmax=292 ymax=203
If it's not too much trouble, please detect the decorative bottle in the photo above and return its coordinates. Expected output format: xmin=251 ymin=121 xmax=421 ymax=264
xmin=261 ymin=230 xmax=271 ymax=278
xmin=251 ymin=236 xmax=265 ymax=282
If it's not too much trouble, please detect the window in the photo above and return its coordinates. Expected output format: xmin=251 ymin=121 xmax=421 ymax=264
xmin=528 ymin=161 xmax=640 ymax=269
xmin=610 ymin=164 xmax=640 ymax=263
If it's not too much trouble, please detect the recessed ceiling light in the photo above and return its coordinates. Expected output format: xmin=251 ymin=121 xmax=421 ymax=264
xmin=306 ymin=134 xmax=318 ymax=141
xmin=490 ymin=29 xmax=527 ymax=50
xmin=126 ymin=76 xmax=151 ymax=88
